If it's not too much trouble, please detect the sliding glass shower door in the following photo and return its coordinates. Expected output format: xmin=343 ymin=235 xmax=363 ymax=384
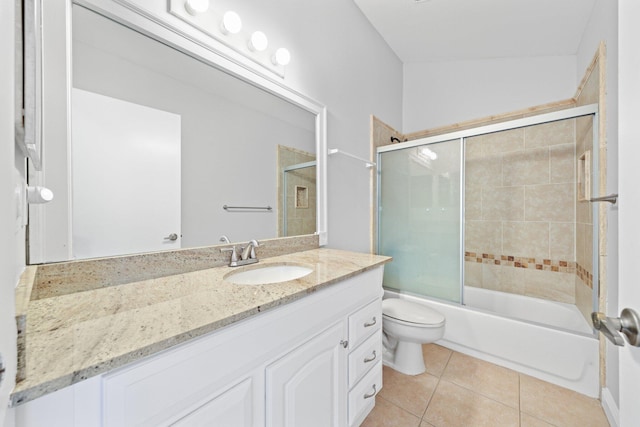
xmin=378 ymin=139 xmax=463 ymax=303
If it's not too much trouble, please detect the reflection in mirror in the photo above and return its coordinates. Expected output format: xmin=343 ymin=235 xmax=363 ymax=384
xmin=69 ymin=5 xmax=317 ymax=259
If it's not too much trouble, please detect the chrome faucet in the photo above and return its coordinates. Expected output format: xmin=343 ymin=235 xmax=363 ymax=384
xmin=241 ymin=239 xmax=259 ymax=261
xmin=221 ymin=239 xmax=259 ymax=267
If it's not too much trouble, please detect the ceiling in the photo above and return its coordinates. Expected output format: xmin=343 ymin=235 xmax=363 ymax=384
xmin=353 ymin=0 xmax=597 ymax=63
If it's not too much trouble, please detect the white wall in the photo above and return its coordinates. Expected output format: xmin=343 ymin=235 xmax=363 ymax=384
xmin=576 ymin=0 xmax=620 ymax=412
xmin=253 ymin=0 xmax=404 ymax=252
xmin=1 ymin=0 xmax=23 ymax=425
xmin=402 ymin=55 xmax=577 ymax=132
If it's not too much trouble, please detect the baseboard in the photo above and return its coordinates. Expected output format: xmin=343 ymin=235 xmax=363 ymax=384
xmin=601 ymin=387 xmax=620 ymax=427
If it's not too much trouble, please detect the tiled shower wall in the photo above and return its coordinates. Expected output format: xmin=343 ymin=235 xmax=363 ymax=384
xmin=464 ymin=119 xmax=579 ymax=304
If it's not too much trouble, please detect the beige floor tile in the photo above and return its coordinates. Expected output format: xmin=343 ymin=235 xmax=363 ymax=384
xmin=520 ymin=413 xmax=556 ymax=427
xmin=441 ymin=352 xmax=520 ymax=408
xmin=520 ymin=374 xmax=609 ymax=427
xmin=419 ymin=421 xmax=436 ymax=427
xmin=424 ymin=380 xmax=519 ymax=427
xmin=422 ymin=344 xmax=453 ymax=377
xmin=378 ymin=365 xmax=439 ymax=417
xmin=360 ymin=396 xmax=421 ymax=427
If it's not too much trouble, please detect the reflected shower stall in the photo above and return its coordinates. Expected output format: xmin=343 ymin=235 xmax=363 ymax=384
xmin=377 ymin=105 xmax=601 ymax=395
xmin=278 ymin=145 xmax=316 ymax=237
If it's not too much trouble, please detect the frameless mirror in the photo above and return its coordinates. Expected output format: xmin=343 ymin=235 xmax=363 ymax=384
xmin=28 ymin=2 xmax=327 ymax=262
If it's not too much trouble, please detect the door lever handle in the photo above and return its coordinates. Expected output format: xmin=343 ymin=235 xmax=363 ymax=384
xmin=592 ymin=308 xmax=640 ymax=347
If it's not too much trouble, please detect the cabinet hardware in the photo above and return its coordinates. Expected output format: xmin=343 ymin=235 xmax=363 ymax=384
xmin=363 ymin=350 xmax=377 ymax=363
xmin=364 ymin=317 xmax=377 ymax=327
xmin=164 ymin=233 xmax=178 ymax=241
xmin=363 ymin=384 xmax=377 ymax=399
xmin=340 ymin=340 xmax=348 ymax=348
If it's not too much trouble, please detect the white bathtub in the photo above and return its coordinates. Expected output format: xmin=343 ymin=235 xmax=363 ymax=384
xmin=383 ymin=288 xmax=600 ymax=398
xmin=464 ymin=286 xmax=594 ymax=335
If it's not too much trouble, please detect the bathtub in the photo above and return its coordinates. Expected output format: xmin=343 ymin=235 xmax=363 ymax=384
xmin=383 ymin=288 xmax=600 ymax=398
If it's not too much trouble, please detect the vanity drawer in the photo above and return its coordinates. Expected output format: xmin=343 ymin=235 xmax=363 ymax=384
xmin=348 ymin=361 xmax=382 ymax=427
xmin=349 ymin=329 xmax=382 ymax=388
xmin=348 ymin=298 xmax=381 ymax=349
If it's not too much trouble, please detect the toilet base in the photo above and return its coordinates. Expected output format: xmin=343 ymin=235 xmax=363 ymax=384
xmin=382 ymin=341 xmax=426 ymax=375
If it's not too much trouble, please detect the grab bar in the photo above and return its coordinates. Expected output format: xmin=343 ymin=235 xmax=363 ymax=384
xmin=223 ymin=205 xmax=272 ymax=211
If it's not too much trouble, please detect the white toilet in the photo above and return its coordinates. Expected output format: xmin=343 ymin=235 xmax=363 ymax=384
xmin=381 ymin=298 xmax=446 ymax=375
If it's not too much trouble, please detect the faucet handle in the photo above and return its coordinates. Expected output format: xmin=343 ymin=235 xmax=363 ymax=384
xmin=220 ymin=246 xmax=238 ymax=263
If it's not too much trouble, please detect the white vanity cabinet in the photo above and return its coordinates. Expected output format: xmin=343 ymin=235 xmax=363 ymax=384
xmin=266 ymin=321 xmax=348 ymax=426
xmin=13 ymin=266 xmax=384 ymax=427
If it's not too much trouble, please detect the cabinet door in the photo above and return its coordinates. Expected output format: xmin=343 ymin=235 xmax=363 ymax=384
xmin=266 ymin=321 xmax=347 ymax=427
xmin=171 ymin=377 xmax=253 ymax=427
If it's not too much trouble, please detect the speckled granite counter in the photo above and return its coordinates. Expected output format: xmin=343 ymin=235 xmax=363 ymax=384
xmin=11 ymin=248 xmax=390 ymax=406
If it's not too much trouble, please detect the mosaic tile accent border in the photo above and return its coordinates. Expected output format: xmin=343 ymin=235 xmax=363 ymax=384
xmin=464 ymin=251 xmax=576 ymax=274
xmin=576 ymin=262 xmax=594 ymax=289
xmin=465 ymin=251 xmax=595 ymax=289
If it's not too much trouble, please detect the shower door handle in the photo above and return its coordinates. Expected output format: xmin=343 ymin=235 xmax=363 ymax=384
xmin=592 ymin=309 xmax=640 ymax=347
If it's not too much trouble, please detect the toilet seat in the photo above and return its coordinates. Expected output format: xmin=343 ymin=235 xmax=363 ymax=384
xmin=382 ymin=299 xmax=445 ymax=327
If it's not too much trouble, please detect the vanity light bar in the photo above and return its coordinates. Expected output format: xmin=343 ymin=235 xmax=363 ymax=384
xmin=171 ymin=0 xmax=291 ymax=77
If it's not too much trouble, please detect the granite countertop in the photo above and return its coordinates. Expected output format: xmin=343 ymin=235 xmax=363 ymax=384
xmin=11 ymin=248 xmax=391 ymax=406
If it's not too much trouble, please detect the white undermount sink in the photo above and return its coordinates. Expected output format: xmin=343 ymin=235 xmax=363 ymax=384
xmin=224 ymin=264 xmax=314 ymax=285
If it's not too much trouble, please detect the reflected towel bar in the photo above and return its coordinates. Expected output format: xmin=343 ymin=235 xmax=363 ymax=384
xmin=223 ymin=205 xmax=272 ymax=211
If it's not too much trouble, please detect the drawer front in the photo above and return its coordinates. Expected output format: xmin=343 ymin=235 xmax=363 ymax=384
xmin=348 ymin=330 xmax=382 ymax=388
xmin=348 ymin=361 xmax=382 ymax=427
xmin=348 ymin=298 xmax=381 ymax=350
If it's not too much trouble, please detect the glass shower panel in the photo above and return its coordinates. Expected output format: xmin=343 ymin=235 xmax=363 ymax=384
xmin=378 ymin=139 xmax=462 ymax=303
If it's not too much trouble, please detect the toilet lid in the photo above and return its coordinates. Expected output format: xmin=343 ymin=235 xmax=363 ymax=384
xmin=382 ymin=299 xmax=445 ymax=325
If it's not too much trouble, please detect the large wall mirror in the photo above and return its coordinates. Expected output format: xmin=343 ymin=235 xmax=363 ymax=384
xmin=29 ymin=0 xmax=327 ymax=263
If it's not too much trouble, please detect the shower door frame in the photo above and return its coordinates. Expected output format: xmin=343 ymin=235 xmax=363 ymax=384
xmin=377 ymin=104 xmax=600 ymax=312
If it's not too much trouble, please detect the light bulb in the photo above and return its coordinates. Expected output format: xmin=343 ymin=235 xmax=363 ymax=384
xmin=184 ymin=0 xmax=209 ymax=15
xmin=221 ymin=11 xmax=242 ymax=35
xmin=272 ymin=47 xmax=291 ymax=66
xmin=248 ymin=31 xmax=268 ymax=52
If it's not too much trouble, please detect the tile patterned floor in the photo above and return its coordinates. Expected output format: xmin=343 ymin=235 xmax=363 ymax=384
xmin=362 ymin=344 xmax=610 ymax=427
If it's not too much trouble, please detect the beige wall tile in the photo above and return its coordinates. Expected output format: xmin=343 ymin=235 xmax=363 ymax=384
xmin=520 ymin=374 xmax=608 ymax=427
xmin=441 ymin=352 xmax=520 ymax=408
xmin=465 ymin=186 xmax=482 ymax=220
xmin=525 ymin=119 xmax=575 ymax=149
xmin=465 ymin=137 xmax=483 ymax=160
xmin=549 ymin=222 xmax=575 ymax=261
xmin=424 ymin=380 xmax=519 ymax=427
xmin=503 ymin=221 xmax=549 ymax=259
xmin=523 ymin=269 xmax=575 ymax=304
xmin=576 ymin=222 xmax=587 ymax=268
xmin=479 ymin=128 xmax=525 ymax=155
xmin=575 ymin=276 xmax=594 ymax=325
xmin=584 ymin=223 xmax=594 ymax=273
xmin=576 ymin=64 xmax=599 ymax=106
xmin=550 ymin=143 xmax=575 ymax=184
xmin=466 ymin=153 xmax=502 ymax=188
xmin=481 ymin=186 xmax=524 ymax=221
xmin=464 ymin=261 xmax=483 ymax=288
xmin=525 ymin=183 xmax=574 ymax=222
xmin=465 ymin=220 xmax=502 ymax=255
xmin=503 ymin=148 xmax=549 ymax=186
xmin=576 ymin=198 xmax=592 ymax=225
xmin=482 ymin=264 xmax=525 ymax=295
xmin=575 ymin=116 xmax=593 ymax=157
